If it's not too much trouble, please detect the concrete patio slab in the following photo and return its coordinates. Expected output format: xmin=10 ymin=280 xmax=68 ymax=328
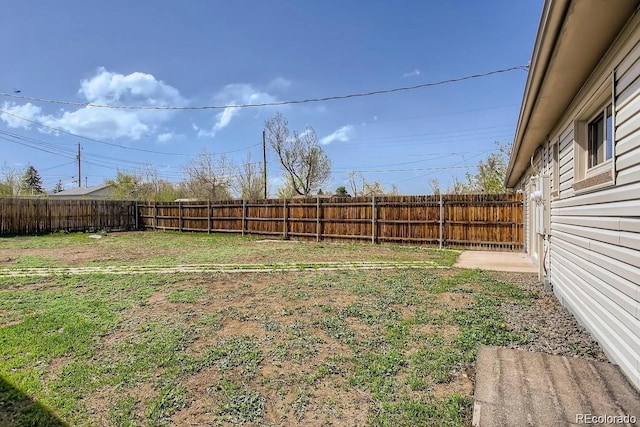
xmin=454 ymin=250 xmax=536 ymax=273
xmin=473 ymin=346 xmax=640 ymax=427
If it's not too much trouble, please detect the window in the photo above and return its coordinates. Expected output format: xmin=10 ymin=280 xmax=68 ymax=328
xmin=588 ymin=104 xmax=613 ymax=168
xmin=572 ymin=76 xmax=615 ymax=193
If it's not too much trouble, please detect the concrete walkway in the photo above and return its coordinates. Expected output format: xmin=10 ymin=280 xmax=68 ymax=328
xmin=454 ymin=250 xmax=537 ymax=273
xmin=473 ymin=346 xmax=640 ymax=426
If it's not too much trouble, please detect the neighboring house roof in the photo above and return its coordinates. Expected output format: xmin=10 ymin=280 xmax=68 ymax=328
xmin=49 ymin=184 xmax=114 ymax=197
xmin=505 ymin=0 xmax=638 ymax=187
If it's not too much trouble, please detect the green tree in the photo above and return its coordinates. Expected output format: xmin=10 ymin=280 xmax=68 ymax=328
xmin=334 ymin=186 xmax=349 ymax=196
xmin=21 ymin=165 xmax=44 ymax=195
xmin=265 ymin=112 xmax=331 ymax=196
xmin=276 ymin=178 xmax=297 ymax=199
xmin=450 ymin=142 xmax=512 ymax=194
xmin=106 ymin=172 xmax=141 ymax=200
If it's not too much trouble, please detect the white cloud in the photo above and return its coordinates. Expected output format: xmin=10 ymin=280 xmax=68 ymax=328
xmin=80 ymin=67 xmax=184 ymax=107
xmin=157 ymin=132 xmax=174 ymax=143
xmin=1 ymin=68 xmax=185 ymax=141
xmin=402 ymin=68 xmax=421 ymax=78
xmin=320 ymin=125 xmax=354 ymax=145
xmin=0 ymin=102 xmax=44 ymax=129
xmin=195 ymin=83 xmax=278 ymax=138
xmin=267 ymin=77 xmax=292 ymax=91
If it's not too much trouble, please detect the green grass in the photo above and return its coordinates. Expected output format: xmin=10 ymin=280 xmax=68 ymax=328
xmin=0 ymin=235 xmax=540 ymax=425
xmin=0 ymin=230 xmax=460 ymax=268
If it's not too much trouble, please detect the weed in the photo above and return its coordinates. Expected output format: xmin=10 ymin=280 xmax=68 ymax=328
xmin=455 ymin=298 xmax=530 ymax=361
xmin=410 ymin=346 xmax=463 ymax=384
xmin=213 ymin=378 xmax=265 ymax=424
xmin=350 ymin=350 xmax=406 ymax=400
xmin=292 ymin=385 xmax=312 ymax=421
xmin=193 ymin=336 xmax=263 ymax=377
xmin=372 ymin=393 xmax=472 ymax=426
xmin=318 ymin=314 xmax=354 ymax=344
xmin=166 ymin=287 xmax=205 ymax=304
xmin=108 ymin=395 xmax=138 ymax=427
xmin=146 ymin=382 xmax=187 ymax=426
xmin=284 ymin=320 xmax=325 ymax=364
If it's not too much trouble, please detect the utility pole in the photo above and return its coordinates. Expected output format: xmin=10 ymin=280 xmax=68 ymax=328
xmin=262 ymin=129 xmax=267 ymax=199
xmin=77 ymin=143 xmax=81 ymax=188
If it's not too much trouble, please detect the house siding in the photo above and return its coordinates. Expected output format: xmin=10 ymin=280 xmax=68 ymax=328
xmin=519 ymin=12 xmax=640 ymax=390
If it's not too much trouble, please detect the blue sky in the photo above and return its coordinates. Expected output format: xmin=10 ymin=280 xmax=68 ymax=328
xmin=0 ymin=1 xmax=542 ymax=195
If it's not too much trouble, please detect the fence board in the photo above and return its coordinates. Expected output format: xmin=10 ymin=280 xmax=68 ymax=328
xmin=136 ymin=193 xmax=523 ymax=251
xmin=0 ymin=198 xmax=136 ymax=235
xmin=1 ymin=194 xmax=523 ymax=251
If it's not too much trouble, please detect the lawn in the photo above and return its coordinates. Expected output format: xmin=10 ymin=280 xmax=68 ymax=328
xmin=0 ymin=231 xmax=459 ymax=268
xmin=0 ymin=232 xmax=540 ymax=426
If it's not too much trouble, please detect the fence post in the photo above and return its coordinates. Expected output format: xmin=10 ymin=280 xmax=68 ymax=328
xmin=207 ymin=200 xmax=211 ymax=234
xmin=371 ymin=196 xmax=376 ymax=244
xmin=439 ymin=194 xmax=444 ymax=249
xmin=134 ymin=201 xmax=139 ymax=230
xmin=178 ymin=201 xmax=183 ymax=232
xmin=283 ymin=199 xmax=289 ymax=240
xmin=316 ymin=196 xmax=321 ymax=242
xmin=154 ymin=201 xmax=158 ymax=231
xmin=242 ymin=199 xmax=246 ymax=236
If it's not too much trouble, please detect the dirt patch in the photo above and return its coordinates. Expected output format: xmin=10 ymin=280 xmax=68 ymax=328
xmin=432 ymin=368 xmax=474 ymax=398
xmin=435 ymin=292 xmax=475 ymax=309
xmin=215 ymin=319 xmax=266 ymax=339
xmin=414 ymin=324 xmax=460 ymax=340
xmin=85 ymin=383 xmax=156 ymax=425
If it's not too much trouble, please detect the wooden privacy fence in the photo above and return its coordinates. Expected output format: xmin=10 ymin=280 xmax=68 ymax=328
xmin=0 ymin=198 xmax=137 ymax=235
xmin=138 ymin=194 xmax=523 ymax=251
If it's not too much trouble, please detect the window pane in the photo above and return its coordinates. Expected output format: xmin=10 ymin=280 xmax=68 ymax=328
xmin=589 ymin=114 xmax=604 ymax=167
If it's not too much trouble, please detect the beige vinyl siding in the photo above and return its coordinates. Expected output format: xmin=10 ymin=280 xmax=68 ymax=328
xmin=558 ymin=126 xmax=575 ymax=198
xmin=523 ymin=14 xmax=640 ymax=390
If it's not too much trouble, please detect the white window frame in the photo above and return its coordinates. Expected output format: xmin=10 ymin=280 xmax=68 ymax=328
xmin=572 ymin=72 xmax=616 ymax=194
xmin=586 ymin=104 xmax=613 ymax=172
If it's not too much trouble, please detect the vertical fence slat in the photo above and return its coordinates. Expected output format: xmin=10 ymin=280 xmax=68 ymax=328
xmin=316 ymin=196 xmax=321 ymax=242
xmin=242 ymin=199 xmax=246 ymax=236
xmin=439 ymin=194 xmax=443 ymax=249
xmin=283 ymin=199 xmax=288 ymax=240
xmin=371 ymin=196 xmax=376 ymax=244
xmin=0 ymin=195 xmax=523 ymax=250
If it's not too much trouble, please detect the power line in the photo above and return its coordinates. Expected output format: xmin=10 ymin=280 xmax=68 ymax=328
xmin=359 ymin=104 xmax=520 ymax=125
xmin=0 ymin=65 xmax=529 ymax=110
xmin=0 ymin=109 xmax=262 ymax=157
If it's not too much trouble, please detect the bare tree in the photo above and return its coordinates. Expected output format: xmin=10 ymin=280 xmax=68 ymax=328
xmin=428 ymin=178 xmax=441 ymax=196
xmin=183 ymin=150 xmax=234 ymax=200
xmin=0 ymin=163 xmax=20 ymax=196
xmin=348 ymin=171 xmax=363 ymax=197
xmin=265 ymin=113 xmax=331 ymax=196
xmin=234 ymin=153 xmax=265 ymax=200
xmin=347 ymin=171 xmax=391 ymax=196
